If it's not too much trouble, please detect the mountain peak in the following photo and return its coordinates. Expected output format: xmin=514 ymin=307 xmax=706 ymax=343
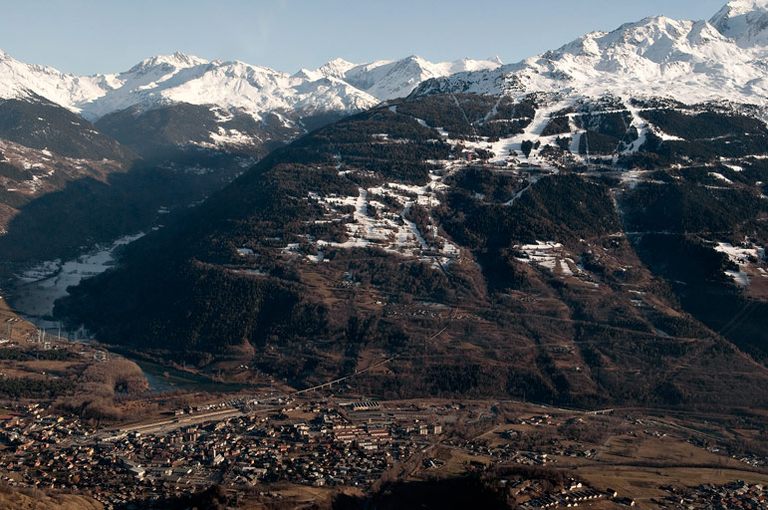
xmin=717 ymin=0 xmax=768 ymax=16
xmin=418 ymin=4 xmax=768 ymax=107
xmin=316 ymin=58 xmax=357 ymax=79
xmin=551 ymin=14 xmax=715 ymax=62
xmin=129 ymin=52 xmax=209 ymax=73
xmin=711 ymin=0 xmax=768 ymax=46
xmin=0 ymin=50 xmax=503 ymax=122
xmin=324 ymin=57 xmax=356 ymax=68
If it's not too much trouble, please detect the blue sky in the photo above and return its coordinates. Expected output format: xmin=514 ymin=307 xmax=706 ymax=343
xmin=0 ymin=0 xmax=728 ymax=75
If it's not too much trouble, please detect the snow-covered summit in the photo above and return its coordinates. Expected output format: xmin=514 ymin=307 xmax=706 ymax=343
xmin=293 ymin=55 xmax=502 ymax=101
xmin=339 ymin=55 xmax=502 ymax=101
xmin=76 ymin=54 xmax=381 ymax=121
xmin=0 ymin=50 xmax=106 ymax=111
xmin=82 ymin=53 xmax=502 ymax=119
xmin=0 ymin=51 xmax=501 ymax=123
xmin=416 ymin=3 xmax=768 ymax=107
xmin=711 ymin=0 xmax=768 ymax=47
xmin=127 ymin=52 xmax=210 ymax=72
xmin=5 ymin=0 xmax=767 ymax=125
xmin=316 ymin=58 xmax=358 ymax=80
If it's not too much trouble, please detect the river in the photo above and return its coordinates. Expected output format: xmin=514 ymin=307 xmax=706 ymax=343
xmin=5 ymin=232 xmax=252 ymax=393
xmin=8 ymin=233 xmax=145 ymax=329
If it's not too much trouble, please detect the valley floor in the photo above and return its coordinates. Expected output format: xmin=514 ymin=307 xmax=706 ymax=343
xmin=0 ymin=326 xmax=765 ymax=509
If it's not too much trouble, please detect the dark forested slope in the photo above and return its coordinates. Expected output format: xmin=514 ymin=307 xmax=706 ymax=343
xmin=56 ymin=92 xmax=768 ymax=409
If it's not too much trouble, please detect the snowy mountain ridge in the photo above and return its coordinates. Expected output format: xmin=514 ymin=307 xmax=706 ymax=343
xmin=0 ymin=49 xmax=107 ymax=113
xmin=0 ymin=50 xmax=502 ymax=122
xmin=4 ymin=1 xmax=768 ymax=134
xmin=416 ymin=1 xmax=768 ymax=108
xmin=339 ymin=55 xmax=503 ymax=101
xmin=711 ymin=0 xmax=768 ymax=47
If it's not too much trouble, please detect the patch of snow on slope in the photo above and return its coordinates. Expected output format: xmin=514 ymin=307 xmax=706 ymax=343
xmin=514 ymin=242 xmax=581 ymax=276
xmin=302 ymin=171 xmax=460 ymax=267
xmin=208 ymin=127 xmax=260 ymax=147
xmin=709 ymin=172 xmax=734 ymax=183
xmin=715 ymin=241 xmax=767 ymax=285
xmin=722 ymin=162 xmax=745 ymax=171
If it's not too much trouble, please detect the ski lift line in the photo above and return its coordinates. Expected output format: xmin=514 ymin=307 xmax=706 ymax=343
xmin=482 ymin=94 xmax=506 ymax=124
xmin=448 ymin=92 xmax=480 ymax=139
xmin=234 ymin=247 xmax=723 ymax=345
xmin=293 ymin=308 xmax=456 ymax=395
xmin=616 ymin=107 xmax=631 ymax=158
xmin=718 ymin=301 xmax=755 ymax=336
xmin=718 ymin=299 xmax=759 ymax=338
xmin=425 ymin=304 xmax=711 ymax=343
xmin=278 ymin=273 xmax=711 ymax=344
xmin=258 ymin=272 xmax=728 ymax=393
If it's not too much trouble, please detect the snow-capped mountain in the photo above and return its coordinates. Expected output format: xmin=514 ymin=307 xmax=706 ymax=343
xmin=0 ymin=49 xmax=105 ymax=112
xmin=3 ymin=1 xmax=768 ymax=134
xmin=292 ymin=55 xmax=502 ymax=103
xmin=328 ymin=55 xmax=502 ymax=101
xmin=78 ymin=53 xmax=381 ymax=121
xmin=0 ymin=50 xmax=502 ymax=123
xmin=711 ymin=0 xmax=768 ymax=47
xmin=416 ymin=1 xmax=768 ymax=107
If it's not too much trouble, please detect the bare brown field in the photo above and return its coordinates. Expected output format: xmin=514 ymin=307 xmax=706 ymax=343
xmin=579 ymin=466 xmax=768 ymax=507
xmin=366 ymin=400 xmax=768 ymax=509
xmin=0 ymin=486 xmax=102 ymax=510
xmin=0 ymin=300 xmax=37 ymax=343
xmin=239 ymin=483 xmax=360 ymax=510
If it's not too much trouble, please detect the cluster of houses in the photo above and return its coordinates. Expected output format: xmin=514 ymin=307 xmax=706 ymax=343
xmin=0 ymin=405 xmax=140 ymax=506
xmin=502 ymin=479 xmax=616 ymax=509
xmin=521 ymin=487 xmax=610 ymax=509
xmin=688 ymin=437 xmax=768 ymax=469
xmin=443 ymin=433 xmax=595 ymax=467
xmin=659 ymin=481 xmax=766 ymax=509
xmin=1 ymin=397 xmax=766 ymax=509
xmin=515 ymin=414 xmax=559 ymax=427
xmin=0 ymin=399 xmax=449 ymax=507
xmin=97 ymin=406 xmax=442 ymax=500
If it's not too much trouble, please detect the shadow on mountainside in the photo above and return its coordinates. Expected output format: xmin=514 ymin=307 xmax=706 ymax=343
xmin=0 ymin=149 xmax=255 ymax=273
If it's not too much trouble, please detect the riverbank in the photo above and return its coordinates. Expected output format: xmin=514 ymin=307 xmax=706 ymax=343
xmin=7 ymin=233 xmax=145 ymax=329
